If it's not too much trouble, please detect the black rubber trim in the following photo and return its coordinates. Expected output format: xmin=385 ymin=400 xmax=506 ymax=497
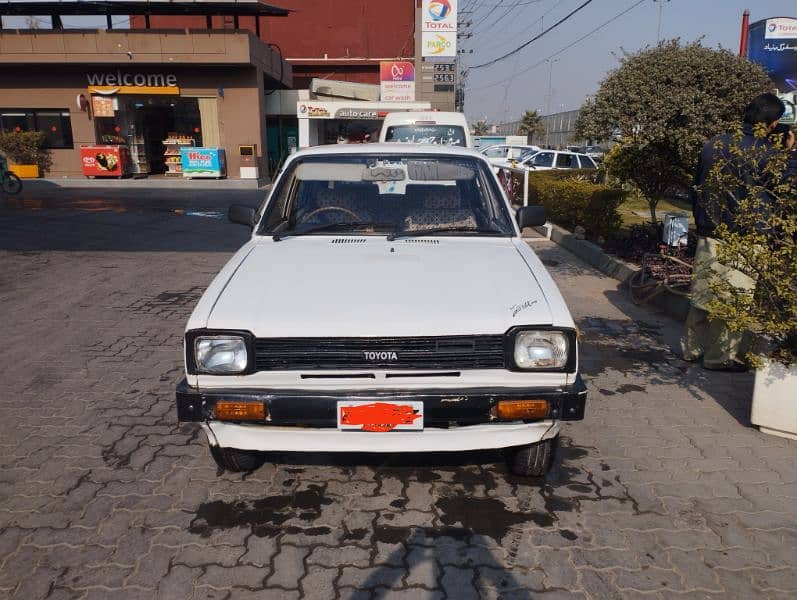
xmin=175 ymin=377 xmax=587 ymax=425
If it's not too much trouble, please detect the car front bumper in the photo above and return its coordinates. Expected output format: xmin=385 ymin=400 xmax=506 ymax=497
xmin=176 ymin=375 xmax=587 ymax=425
xmin=176 ymin=375 xmax=586 ymax=452
xmin=177 ymin=376 xmax=587 ymax=452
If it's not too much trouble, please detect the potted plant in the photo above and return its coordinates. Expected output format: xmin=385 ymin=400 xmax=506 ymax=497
xmin=0 ymin=131 xmax=47 ymax=178
xmin=701 ymin=124 xmax=797 ymax=439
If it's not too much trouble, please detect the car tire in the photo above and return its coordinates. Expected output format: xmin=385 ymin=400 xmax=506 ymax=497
xmin=505 ymin=437 xmax=555 ymax=477
xmin=209 ymin=445 xmax=266 ymax=472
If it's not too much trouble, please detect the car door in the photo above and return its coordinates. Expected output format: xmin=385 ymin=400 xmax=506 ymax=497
xmin=526 ymin=151 xmax=555 ymax=170
xmin=554 ymin=152 xmax=578 ymax=169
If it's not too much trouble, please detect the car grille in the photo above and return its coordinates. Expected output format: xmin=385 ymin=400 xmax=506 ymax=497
xmin=253 ymin=335 xmax=506 ymax=371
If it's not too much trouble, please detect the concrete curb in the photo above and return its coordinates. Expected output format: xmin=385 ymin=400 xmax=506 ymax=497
xmin=534 ymin=222 xmax=690 ymax=322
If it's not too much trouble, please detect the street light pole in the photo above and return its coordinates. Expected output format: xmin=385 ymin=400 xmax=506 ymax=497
xmin=544 ymin=58 xmax=559 ymax=147
xmin=653 ymin=0 xmax=670 ymax=44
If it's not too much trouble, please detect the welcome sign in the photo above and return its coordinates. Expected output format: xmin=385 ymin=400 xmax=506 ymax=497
xmin=86 ymin=72 xmax=180 ymax=95
xmin=380 ymin=61 xmax=416 ymax=102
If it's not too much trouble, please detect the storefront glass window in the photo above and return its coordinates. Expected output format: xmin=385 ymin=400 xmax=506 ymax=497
xmin=92 ymin=96 xmax=204 ymax=175
xmin=0 ymin=109 xmax=73 ymax=149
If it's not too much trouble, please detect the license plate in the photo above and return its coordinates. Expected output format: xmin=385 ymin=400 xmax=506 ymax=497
xmin=337 ymin=401 xmax=424 ymax=432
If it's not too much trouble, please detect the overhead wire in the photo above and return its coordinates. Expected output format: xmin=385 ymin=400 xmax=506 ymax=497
xmin=467 ymin=0 xmax=647 ymax=93
xmin=470 ymin=0 xmax=595 ymax=69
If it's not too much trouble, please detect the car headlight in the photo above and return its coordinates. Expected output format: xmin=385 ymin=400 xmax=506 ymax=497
xmin=195 ymin=336 xmax=248 ymax=374
xmin=514 ymin=330 xmax=569 ymax=369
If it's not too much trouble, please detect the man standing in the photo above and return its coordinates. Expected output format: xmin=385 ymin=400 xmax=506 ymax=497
xmin=682 ymin=93 xmax=795 ymax=370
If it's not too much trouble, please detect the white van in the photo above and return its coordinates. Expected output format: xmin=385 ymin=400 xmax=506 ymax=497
xmin=379 ymin=111 xmax=473 ymax=147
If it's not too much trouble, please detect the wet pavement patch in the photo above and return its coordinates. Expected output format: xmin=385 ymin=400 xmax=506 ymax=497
xmin=189 ymin=484 xmax=332 ymax=538
xmin=542 ymin=259 xmax=560 ymax=267
xmin=616 ymin=384 xmax=646 ymax=393
xmin=437 ymin=491 xmax=554 ymax=534
xmin=560 ymin=529 xmax=578 ymax=541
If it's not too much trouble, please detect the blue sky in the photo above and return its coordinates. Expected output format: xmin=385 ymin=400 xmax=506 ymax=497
xmin=3 ymin=0 xmax=794 ymax=125
xmin=460 ymin=0 xmax=797 ymax=124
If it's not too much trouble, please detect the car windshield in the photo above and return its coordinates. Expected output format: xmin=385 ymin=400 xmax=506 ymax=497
xmin=384 ymin=125 xmax=467 ymax=146
xmin=259 ymin=154 xmax=515 ymax=238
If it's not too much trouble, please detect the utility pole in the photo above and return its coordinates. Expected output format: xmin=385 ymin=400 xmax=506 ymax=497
xmin=653 ymin=0 xmax=670 ymax=44
xmin=456 ymin=10 xmax=473 ymax=112
xmin=544 ymin=58 xmax=559 ymax=147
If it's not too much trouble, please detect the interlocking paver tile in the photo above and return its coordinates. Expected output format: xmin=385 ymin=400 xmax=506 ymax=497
xmin=1 ymin=197 xmax=795 ymax=598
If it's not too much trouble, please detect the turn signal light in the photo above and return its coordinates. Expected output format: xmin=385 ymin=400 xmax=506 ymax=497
xmin=215 ymin=401 xmax=267 ymax=421
xmin=496 ymin=399 xmax=549 ymax=420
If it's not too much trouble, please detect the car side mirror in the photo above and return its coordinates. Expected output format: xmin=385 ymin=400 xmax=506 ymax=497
xmin=228 ymin=204 xmax=256 ymax=228
xmin=516 ymin=205 xmax=547 ymax=229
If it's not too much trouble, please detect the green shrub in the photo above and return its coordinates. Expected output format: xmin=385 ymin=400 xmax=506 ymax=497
xmin=526 ymin=168 xmax=604 ymax=203
xmin=534 ymin=178 xmax=626 ymax=238
xmin=0 ymin=130 xmax=53 ymax=175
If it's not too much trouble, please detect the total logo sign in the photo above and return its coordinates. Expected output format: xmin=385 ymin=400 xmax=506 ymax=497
xmin=422 ymin=0 xmax=457 ymax=31
xmin=765 ymin=17 xmax=797 ymax=39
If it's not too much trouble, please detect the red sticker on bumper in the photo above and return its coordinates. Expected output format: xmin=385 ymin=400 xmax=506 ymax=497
xmin=339 ymin=402 xmax=422 ymax=432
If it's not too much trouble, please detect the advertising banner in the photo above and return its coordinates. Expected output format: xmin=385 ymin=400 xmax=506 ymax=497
xmin=180 ymin=147 xmax=227 ymax=178
xmin=380 ymin=61 xmax=416 ymax=102
xmin=422 ymin=32 xmax=457 ymax=58
xmin=80 ymin=145 xmax=131 ymax=177
xmin=422 ymin=0 xmax=457 ymax=32
xmin=747 ymin=17 xmax=797 ymax=94
xmin=91 ymin=96 xmax=115 ymax=118
xmin=422 ymin=0 xmax=457 ymax=57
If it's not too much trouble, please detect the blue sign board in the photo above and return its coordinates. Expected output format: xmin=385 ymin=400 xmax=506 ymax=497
xmin=180 ymin=147 xmax=227 ymax=178
xmin=747 ymin=17 xmax=797 ymax=94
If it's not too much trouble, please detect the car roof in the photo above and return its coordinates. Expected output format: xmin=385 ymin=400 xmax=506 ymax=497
xmin=289 ymin=143 xmax=485 ymax=159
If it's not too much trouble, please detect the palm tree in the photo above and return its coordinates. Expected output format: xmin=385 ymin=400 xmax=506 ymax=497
xmin=517 ymin=110 xmax=544 ymax=143
xmin=472 ymin=119 xmax=490 ymax=136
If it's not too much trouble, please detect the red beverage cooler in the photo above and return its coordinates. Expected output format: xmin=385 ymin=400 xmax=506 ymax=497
xmin=80 ymin=145 xmax=132 ymax=178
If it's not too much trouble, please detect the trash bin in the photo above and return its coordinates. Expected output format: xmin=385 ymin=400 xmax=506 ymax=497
xmin=239 ymin=145 xmax=258 ymax=179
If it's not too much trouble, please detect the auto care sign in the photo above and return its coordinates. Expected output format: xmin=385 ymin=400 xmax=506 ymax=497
xmin=422 ymin=0 xmax=457 ymax=58
xmin=380 ymin=61 xmax=416 ymax=102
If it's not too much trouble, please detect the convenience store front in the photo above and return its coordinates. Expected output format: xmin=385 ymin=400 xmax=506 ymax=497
xmin=0 ymin=28 xmax=292 ymax=179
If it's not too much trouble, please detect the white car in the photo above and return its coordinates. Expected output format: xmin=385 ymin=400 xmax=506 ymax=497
xmin=480 ymin=144 xmax=541 ymax=166
xmin=176 ymin=144 xmax=586 ymax=477
xmin=497 ymin=149 xmax=597 ymax=171
xmin=379 ymin=111 xmax=472 ymax=147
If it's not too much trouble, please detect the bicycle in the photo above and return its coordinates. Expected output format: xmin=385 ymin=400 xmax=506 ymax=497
xmin=0 ymin=156 xmax=23 ymax=195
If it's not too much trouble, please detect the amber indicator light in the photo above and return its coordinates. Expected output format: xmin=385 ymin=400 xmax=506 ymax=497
xmin=496 ymin=399 xmax=549 ymax=420
xmin=215 ymin=401 xmax=266 ymax=421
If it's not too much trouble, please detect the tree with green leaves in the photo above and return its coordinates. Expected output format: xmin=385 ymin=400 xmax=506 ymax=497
xmin=518 ymin=110 xmax=544 ymax=142
xmin=576 ymin=40 xmax=772 ymax=222
xmin=472 ymin=119 xmax=490 ymax=136
xmin=697 ymin=124 xmax=796 ymax=366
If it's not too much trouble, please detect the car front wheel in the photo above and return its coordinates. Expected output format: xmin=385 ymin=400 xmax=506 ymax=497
xmin=209 ymin=445 xmax=266 ymax=472
xmin=505 ymin=437 xmax=556 ymax=477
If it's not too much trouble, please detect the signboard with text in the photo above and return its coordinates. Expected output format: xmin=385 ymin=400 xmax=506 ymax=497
xmin=180 ymin=147 xmax=226 ymax=178
xmin=380 ymin=61 xmax=416 ymax=102
xmin=422 ymin=0 xmax=457 ymax=57
xmin=748 ymin=17 xmax=797 ymax=94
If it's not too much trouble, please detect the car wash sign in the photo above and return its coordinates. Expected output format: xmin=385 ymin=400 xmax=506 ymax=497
xmin=380 ymin=61 xmax=416 ymax=102
xmin=748 ymin=17 xmax=797 ymax=93
xmin=422 ymin=0 xmax=457 ymax=58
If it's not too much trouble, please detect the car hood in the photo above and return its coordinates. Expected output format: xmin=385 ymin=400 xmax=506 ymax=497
xmin=204 ymin=237 xmax=553 ymax=336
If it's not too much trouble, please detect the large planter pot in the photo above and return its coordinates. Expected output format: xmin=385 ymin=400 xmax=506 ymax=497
xmin=751 ymin=359 xmax=797 ymax=440
xmin=9 ymin=163 xmax=39 ymax=178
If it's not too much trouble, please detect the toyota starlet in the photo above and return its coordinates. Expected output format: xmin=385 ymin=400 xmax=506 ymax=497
xmin=176 ymin=144 xmax=586 ymax=476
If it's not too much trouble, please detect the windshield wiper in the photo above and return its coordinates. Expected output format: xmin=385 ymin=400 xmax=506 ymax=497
xmin=273 ymin=221 xmax=393 ymax=242
xmin=387 ymin=226 xmax=504 ymax=241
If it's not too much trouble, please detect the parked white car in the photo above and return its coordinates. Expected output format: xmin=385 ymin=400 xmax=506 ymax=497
xmin=497 ymin=149 xmax=597 ymax=171
xmin=480 ymin=144 xmax=541 ymax=166
xmin=379 ymin=111 xmax=472 ymax=147
xmin=176 ymin=144 xmax=586 ymax=477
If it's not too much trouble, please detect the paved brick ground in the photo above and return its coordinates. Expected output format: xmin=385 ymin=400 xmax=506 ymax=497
xmin=1 ymin=192 xmax=795 ymax=599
